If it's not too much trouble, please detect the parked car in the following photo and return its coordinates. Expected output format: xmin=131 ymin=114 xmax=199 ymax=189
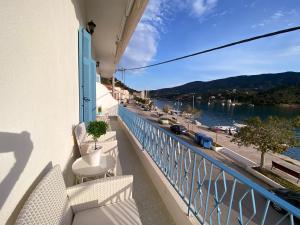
xmin=270 ymin=188 xmax=300 ymax=214
xmin=170 ymin=124 xmax=188 ymax=135
xmin=194 ymin=132 xmax=213 ymax=149
xmin=158 ymin=117 xmax=169 ymax=125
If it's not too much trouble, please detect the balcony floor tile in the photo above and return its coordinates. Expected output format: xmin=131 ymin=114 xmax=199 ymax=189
xmin=111 ymin=117 xmax=175 ymax=225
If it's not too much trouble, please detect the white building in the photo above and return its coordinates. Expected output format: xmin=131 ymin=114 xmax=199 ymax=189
xmin=96 ymin=76 xmax=118 ymax=115
xmin=0 ymin=1 xmax=147 ymax=223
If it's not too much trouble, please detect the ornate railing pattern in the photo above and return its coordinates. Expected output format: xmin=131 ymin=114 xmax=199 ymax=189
xmin=118 ymin=106 xmax=300 ymax=225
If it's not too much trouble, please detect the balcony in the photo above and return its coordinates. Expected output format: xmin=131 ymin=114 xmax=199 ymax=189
xmin=110 ymin=117 xmax=175 ymax=225
xmin=114 ymin=106 xmax=300 ymax=225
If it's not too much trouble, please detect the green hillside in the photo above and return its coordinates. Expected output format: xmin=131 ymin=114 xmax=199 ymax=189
xmin=149 ymin=72 xmax=300 ymax=105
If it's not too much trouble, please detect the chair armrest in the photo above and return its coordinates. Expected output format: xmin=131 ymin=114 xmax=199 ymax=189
xmin=67 ymin=175 xmax=133 ymax=213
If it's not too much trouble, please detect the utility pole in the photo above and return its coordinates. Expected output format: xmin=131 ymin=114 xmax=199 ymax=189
xmin=192 ymin=95 xmax=195 ymax=110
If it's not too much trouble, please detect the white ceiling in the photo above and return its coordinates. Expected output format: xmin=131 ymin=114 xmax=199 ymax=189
xmin=84 ymin=0 xmax=147 ymax=78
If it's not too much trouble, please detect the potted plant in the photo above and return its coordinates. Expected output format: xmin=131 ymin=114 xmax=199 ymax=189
xmin=87 ymin=121 xmax=108 ymax=150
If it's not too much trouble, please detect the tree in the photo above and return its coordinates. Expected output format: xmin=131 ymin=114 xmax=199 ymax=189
xmin=162 ymin=104 xmax=171 ymax=114
xmin=183 ymin=105 xmax=202 ymax=131
xmin=148 ymin=101 xmax=154 ymax=110
xmin=293 ymin=116 xmax=300 ymax=128
xmin=183 ymin=105 xmax=202 ymax=118
xmin=232 ymin=116 xmax=299 ymax=169
xmin=87 ymin=121 xmax=108 ymax=149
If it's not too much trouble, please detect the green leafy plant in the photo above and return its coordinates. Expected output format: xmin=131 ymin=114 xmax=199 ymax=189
xmin=232 ymin=116 xmax=299 ymax=169
xmin=87 ymin=121 xmax=108 ymax=149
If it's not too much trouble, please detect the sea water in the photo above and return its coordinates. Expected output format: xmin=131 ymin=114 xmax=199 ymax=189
xmin=154 ymin=99 xmax=300 ymax=161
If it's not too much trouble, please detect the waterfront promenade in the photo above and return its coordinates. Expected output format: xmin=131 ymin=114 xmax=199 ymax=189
xmin=129 ymin=104 xmax=300 ymax=187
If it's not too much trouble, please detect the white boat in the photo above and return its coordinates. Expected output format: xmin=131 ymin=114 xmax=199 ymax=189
xmin=233 ymin=123 xmax=246 ymax=128
xmin=212 ymin=125 xmax=237 ymax=132
xmin=194 ymin=120 xmax=202 ymax=126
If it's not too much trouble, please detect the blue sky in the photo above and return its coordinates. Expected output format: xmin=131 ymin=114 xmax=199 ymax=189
xmin=119 ymin=0 xmax=300 ymax=91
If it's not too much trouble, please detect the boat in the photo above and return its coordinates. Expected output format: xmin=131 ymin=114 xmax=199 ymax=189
xmin=233 ymin=123 xmax=246 ymax=128
xmin=194 ymin=120 xmax=202 ymax=126
xmin=212 ymin=125 xmax=237 ymax=132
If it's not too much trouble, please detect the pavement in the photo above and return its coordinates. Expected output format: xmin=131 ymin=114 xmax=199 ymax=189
xmin=111 ymin=117 xmax=176 ymax=225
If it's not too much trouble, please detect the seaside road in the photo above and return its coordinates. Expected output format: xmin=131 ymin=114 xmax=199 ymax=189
xmin=126 ymin=104 xmax=296 ymax=224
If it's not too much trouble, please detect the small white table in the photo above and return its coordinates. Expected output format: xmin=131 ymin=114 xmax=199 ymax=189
xmin=72 ymin=154 xmax=116 ymax=183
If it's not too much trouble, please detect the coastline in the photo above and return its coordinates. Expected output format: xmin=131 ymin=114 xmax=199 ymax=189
xmin=278 ymin=104 xmax=300 ymax=109
xmin=153 ymin=98 xmax=300 ymax=161
xmin=130 ymin=103 xmax=300 ymax=187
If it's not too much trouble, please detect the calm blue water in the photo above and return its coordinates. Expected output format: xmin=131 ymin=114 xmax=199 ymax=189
xmin=154 ymin=99 xmax=300 ymax=161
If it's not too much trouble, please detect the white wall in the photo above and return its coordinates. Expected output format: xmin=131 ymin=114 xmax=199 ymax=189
xmin=96 ymin=81 xmax=118 ymax=115
xmin=0 ymin=0 xmax=86 ymax=224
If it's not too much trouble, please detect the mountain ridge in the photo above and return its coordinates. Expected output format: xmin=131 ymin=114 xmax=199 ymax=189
xmin=150 ymin=71 xmax=300 ymax=97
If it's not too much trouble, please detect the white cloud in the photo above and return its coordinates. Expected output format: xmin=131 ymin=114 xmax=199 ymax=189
xmin=271 ymin=10 xmax=284 ymax=19
xmin=279 ymin=45 xmax=300 ymax=56
xmin=251 ymin=10 xmax=293 ymax=29
xmin=120 ymin=0 xmax=169 ymax=70
xmin=190 ymin=0 xmax=218 ymax=17
xmin=120 ymin=0 xmax=219 ymax=71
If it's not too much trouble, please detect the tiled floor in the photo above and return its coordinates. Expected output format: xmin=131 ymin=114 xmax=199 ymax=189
xmin=110 ymin=117 xmax=175 ymax=225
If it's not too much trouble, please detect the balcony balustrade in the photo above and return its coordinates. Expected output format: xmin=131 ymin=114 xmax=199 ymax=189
xmin=118 ymin=106 xmax=300 ymax=225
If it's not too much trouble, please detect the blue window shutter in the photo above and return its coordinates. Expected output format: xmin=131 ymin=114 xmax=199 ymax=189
xmin=82 ymin=28 xmax=92 ymax=122
xmin=79 ymin=27 xmax=96 ymax=122
xmin=90 ymin=60 xmax=96 ymax=120
xmin=78 ymin=28 xmax=84 ymax=122
xmin=83 ymin=58 xmax=91 ymax=122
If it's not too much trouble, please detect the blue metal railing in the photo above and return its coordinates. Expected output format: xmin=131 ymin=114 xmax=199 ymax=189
xmin=118 ymin=106 xmax=300 ymax=225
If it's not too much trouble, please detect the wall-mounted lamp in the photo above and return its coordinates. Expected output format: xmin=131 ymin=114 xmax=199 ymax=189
xmin=87 ymin=20 xmax=96 ymax=35
xmin=96 ymin=61 xmax=100 ymax=68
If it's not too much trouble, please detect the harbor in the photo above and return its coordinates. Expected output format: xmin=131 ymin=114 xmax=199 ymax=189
xmin=154 ymin=99 xmax=300 ymax=161
xmin=128 ymin=101 xmax=300 ymax=190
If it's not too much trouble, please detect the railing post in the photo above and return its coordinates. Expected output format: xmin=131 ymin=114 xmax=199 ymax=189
xmin=187 ymin=152 xmax=197 ymax=216
xmin=142 ymin=119 xmax=146 ymax=150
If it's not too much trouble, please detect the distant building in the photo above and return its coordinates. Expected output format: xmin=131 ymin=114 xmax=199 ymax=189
xmin=133 ymin=91 xmax=143 ymax=99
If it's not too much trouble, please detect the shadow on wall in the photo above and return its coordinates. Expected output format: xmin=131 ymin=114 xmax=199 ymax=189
xmin=0 ymin=131 xmax=33 ymax=210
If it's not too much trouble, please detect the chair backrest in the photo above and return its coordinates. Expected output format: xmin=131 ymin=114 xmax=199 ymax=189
xmin=15 ymin=165 xmax=73 ymax=225
xmin=74 ymin=122 xmax=87 ymax=146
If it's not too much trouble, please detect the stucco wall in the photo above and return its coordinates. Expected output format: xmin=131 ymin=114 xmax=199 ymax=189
xmin=0 ymin=0 xmax=86 ymax=224
xmin=96 ymin=81 xmax=118 ymax=114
